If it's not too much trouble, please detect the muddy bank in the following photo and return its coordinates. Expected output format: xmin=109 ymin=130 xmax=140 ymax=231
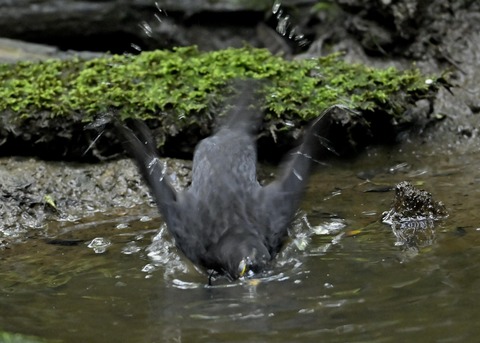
xmin=0 ymin=157 xmax=192 ymax=248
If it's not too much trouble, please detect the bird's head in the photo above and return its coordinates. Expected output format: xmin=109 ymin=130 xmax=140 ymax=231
xmin=215 ymin=234 xmax=271 ymax=280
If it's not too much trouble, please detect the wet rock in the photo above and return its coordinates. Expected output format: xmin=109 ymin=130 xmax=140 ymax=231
xmin=0 ymin=0 xmax=308 ymax=53
xmin=336 ymin=0 xmax=425 ymax=50
xmin=0 ymin=38 xmax=102 ymax=63
xmin=0 ymin=157 xmax=192 ymax=249
xmin=382 ymin=181 xmax=448 ymax=250
xmin=384 ymin=181 xmax=448 ymax=223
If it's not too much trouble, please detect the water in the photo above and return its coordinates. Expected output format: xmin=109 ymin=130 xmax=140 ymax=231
xmin=1 ymin=143 xmax=480 ymax=342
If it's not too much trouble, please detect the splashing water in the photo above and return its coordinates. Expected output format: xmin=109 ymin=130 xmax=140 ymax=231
xmin=312 ymin=218 xmax=346 ymax=236
xmin=87 ymin=237 xmax=112 ymax=254
xmin=276 ymin=15 xmax=290 ymax=36
xmin=145 ymin=224 xmax=191 ymax=279
xmin=155 ymin=2 xmax=167 ymax=16
xmin=139 ymin=21 xmax=153 ymax=37
xmin=271 ymin=1 xmax=310 ymax=48
xmin=130 ymin=43 xmax=142 ymax=52
xmin=272 ymin=0 xmax=281 ymax=14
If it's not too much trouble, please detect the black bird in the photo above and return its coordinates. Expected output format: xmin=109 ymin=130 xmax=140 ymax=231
xmin=114 ymin=85 xmax=338 ymax=281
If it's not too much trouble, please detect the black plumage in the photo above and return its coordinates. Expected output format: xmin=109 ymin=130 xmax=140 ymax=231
xmin=114 ymin=85 xmax=337 ymax=281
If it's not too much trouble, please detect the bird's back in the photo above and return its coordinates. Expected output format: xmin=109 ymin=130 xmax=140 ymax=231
xmin=174 ymin=82 xmax=266 ymax=266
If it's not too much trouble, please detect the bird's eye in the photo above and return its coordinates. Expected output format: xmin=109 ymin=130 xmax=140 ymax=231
xmin=238 ymin=259 xmax=247 ymax=277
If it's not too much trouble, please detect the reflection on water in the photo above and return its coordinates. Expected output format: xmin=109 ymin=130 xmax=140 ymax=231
xmin=2 ymin=144 xmax=480 ymax=342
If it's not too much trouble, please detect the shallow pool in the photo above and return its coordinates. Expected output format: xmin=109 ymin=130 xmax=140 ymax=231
xmin=1 ymin=143 xmax=479 ymax=342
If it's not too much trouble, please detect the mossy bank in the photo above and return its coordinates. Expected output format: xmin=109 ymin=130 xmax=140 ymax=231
xmin=0 ymin=46 xmax=442 ymax=159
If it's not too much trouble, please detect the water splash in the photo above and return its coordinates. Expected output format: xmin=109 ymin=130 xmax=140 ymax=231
xmin=272 ymin=0 xmax=281 ymax=14
xmin=116 ymin=222 xmax=129 ymax=229
xmin=155 ymin=2 xmax=167 ymax=16
xmin=312 ymin=219 xmax=346 ymax=235
xmin=145 ymin=224 xmax=190 ymax=278
xmin=87 ymin=237 xmax=111 ymax=254
xmin=271 ymin=1 xmax=310 ymax=48
xmin=130 ymin=43 xmax=142 ymax=52
xmin=276 ymin=15 xmax=290 ymax=36
xmin=130 ymin=1 xmax=169 ymax=53
xmin=121 ymin=241 xmax=141 ymax=255
xmin=382 ymin=181 xmax=447 ymax=251
xmin=140 ymin=215 xmax=153 ymax=222
xmin=139 ymin=21 xmax=153 ymax=37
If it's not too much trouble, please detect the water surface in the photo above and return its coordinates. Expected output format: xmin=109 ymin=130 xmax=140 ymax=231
xmin=1 ymin=143 xmax=479 ymax=342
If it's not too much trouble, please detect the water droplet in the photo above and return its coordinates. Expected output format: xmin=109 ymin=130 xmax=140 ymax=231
xmin=276 ymin=15 xmax=290 ymax=36
xmin=293 ymin=168 xmax=303 ymax=181
xmin=276 ymin=8 xmax=284 ymax=20
xmin=139 ymin=21 xmax=153 ymax=37
xmin=121 ymin=242 xmax=141 ymax=255
xmin=142 ymin=263 xmax=157 ymax=273
xmin=155 ymin=2 xmax=167 ymax=15
xmin=298 ymin=39 xmax=310 ymax=47
xmin=87 ymin=237 xmax=111 ymax=254
xmin=288 ymin=26 xmax=297 ymax=40
xmin=312 ymin=219 xmax=346 ymax=235
xmin=130 ymin=43 xmax=142 ymax=52
xmin=293 ymin=232 xmax=310 ymax=251
xmin=116 ymin=223 xmax=129 ymax=229
xmin=272 ymin=0 xmax=282 ymax=14
xmin=294 ymin=33 xmax=304 ymax=41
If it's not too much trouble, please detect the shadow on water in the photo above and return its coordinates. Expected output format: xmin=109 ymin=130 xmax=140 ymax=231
xmin=2 ymin=143 xmax=480 ymax=342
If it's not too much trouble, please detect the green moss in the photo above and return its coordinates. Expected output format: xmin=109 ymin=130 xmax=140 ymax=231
xmin=0 ymin=331 xmax=59 ymax=343
xmin=0 ymin=46 xmax=438 ymax=127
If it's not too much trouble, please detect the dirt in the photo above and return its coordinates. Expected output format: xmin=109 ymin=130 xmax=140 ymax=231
xmin=0 ymin=157 xmax=192 ymax=248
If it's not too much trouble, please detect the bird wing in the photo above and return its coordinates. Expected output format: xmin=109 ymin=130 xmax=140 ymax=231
xmin=261 ymin=105 xmax=342 ymax=253
xmin=113 ymin=119 xmax=178 ymax=226
xmin=113 ymin=119 xmax=212 ymax=263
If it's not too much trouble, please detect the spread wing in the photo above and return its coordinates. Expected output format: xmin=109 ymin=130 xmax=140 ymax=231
xmin=261 ymin=105 xmax=347 ymax=253
xmin=113 ymin=119 xmax=178 ymax=226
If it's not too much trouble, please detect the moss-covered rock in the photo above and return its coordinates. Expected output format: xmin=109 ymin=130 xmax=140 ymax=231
xmin=0 ymin=46 xmax=442 ymax=158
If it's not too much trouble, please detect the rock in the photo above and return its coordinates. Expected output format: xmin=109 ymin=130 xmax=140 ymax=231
xmin=382 ymin=181 xmax=448 ymax=249
xmin=0 ymin=156 xmax=192 ymax=248
xmin=0 ymin=0 xmax=317 ymax=52
xmin=0 ymin=38 xmax=102 ymax=63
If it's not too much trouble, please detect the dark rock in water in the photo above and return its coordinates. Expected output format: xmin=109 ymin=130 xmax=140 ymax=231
xmin=384 ymin=181 xmax=448 ymax=223
xmin=382 ymin=181 xmax=448 ymax=249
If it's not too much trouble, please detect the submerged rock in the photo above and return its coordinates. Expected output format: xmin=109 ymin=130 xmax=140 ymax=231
xmin=383 ymin=181 xmax=448 ymax=224
xmin=382 ymin=181 xmax=448 ymax=249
